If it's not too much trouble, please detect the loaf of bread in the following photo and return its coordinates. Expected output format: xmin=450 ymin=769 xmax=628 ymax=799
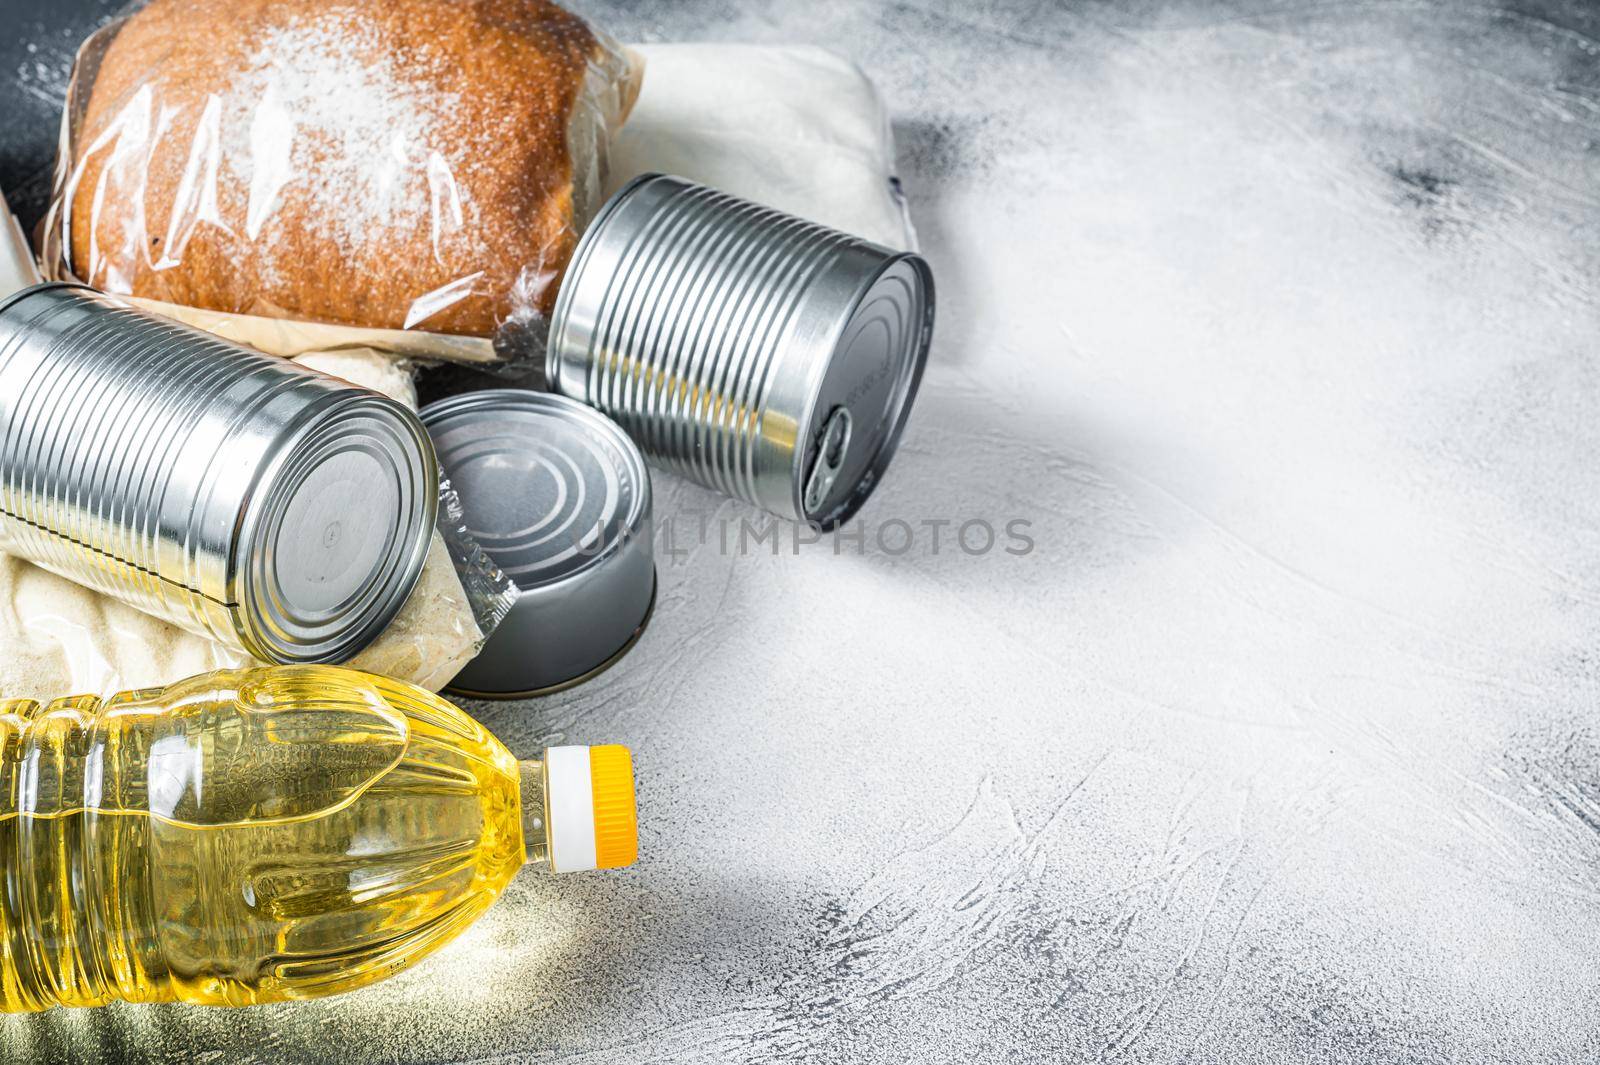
xmin=53 ymin=0 xmax=640 ymax=340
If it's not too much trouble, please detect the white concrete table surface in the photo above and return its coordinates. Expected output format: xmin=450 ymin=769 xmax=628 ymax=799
xmin=3 ymin=1 xmax=1599 ymax=1061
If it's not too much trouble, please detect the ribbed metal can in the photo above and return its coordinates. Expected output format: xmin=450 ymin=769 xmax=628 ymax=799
xmin=0 ymin=284 xmax=439 ymax=663
xmin=547 ymin=174 xmax=934 ymax=527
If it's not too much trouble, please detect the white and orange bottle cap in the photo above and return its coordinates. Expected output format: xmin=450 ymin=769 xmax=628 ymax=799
xmin=544 ymin=745 xmax=638 ymax=873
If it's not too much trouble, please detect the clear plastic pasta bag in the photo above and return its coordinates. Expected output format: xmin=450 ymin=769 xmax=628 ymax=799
xmin=39 ymin=0 xmax=643 ymax=370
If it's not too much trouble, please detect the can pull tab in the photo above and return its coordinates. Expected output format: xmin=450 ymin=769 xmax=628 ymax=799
xmin=803 ymin=407 xmax=853 ymax=517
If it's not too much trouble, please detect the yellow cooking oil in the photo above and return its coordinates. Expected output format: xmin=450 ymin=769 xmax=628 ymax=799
xmin=0 ymin=666 xmax=637 ymax=1011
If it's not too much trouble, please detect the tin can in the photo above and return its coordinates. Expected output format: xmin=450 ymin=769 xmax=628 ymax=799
xmin=421 ymin=390 xmax=654 ymax=698
xmin=547 ymin=174 xmax=934 ymax=527
xmin=0 ymin=284 xmax=438 ymax=663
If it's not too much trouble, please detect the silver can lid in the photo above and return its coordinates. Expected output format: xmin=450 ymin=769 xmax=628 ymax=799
xmin=420 ymin=390 xmax=655 ymax=698
xmin=234 ymin=393 xmax=440 ymax=663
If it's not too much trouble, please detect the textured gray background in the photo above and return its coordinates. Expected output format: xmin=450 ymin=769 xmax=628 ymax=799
xmin=5 ymin=0 xmax=1600 ymax=1062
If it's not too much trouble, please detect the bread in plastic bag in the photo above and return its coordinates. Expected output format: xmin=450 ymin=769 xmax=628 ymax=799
xmin=40 ymin=0 xmax=643 ymax=368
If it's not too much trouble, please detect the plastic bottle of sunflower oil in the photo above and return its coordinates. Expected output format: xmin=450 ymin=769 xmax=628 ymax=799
xmin=0 ymin=666 xmax=637 ymax=1011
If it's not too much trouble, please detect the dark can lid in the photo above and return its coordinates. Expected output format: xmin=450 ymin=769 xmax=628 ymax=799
xmin=795 ymin=250 xmax=935 ymax=526
xmin=420 ymin=390 xmax=655 ymax=697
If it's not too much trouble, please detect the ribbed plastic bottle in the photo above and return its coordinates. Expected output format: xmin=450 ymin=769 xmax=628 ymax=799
xmin=0 ymin=666 xmax=638 ymax=1011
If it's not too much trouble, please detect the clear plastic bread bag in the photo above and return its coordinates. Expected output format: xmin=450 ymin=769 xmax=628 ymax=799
xmin=345 ymin=475 xmax=520 ymax=694
xmin=39 ymin=0 xmax=643 ymax=372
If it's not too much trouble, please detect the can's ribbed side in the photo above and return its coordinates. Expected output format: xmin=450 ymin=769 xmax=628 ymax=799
xmin=550 ymin=175 xmax=934 ymax=525
xmin=0 ymin=285 xmax=438 ymax=662
xmin=569 ymin=180 xmax=856 ymax=513
xmin=0 ymin=292 xmax=233 ymax=627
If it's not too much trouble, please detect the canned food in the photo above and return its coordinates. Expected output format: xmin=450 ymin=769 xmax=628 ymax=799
xmin=421 ymin=390 xmax=654 ymax=698
xmin=0 ymin=284 xmax=438 ymax=663
xmin=547 ymin=173 xmax=934 ymax=527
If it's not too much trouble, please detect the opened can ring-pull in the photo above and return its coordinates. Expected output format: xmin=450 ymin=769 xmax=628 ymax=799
xmin=803 ymin=407 xmax=854 ymax=518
